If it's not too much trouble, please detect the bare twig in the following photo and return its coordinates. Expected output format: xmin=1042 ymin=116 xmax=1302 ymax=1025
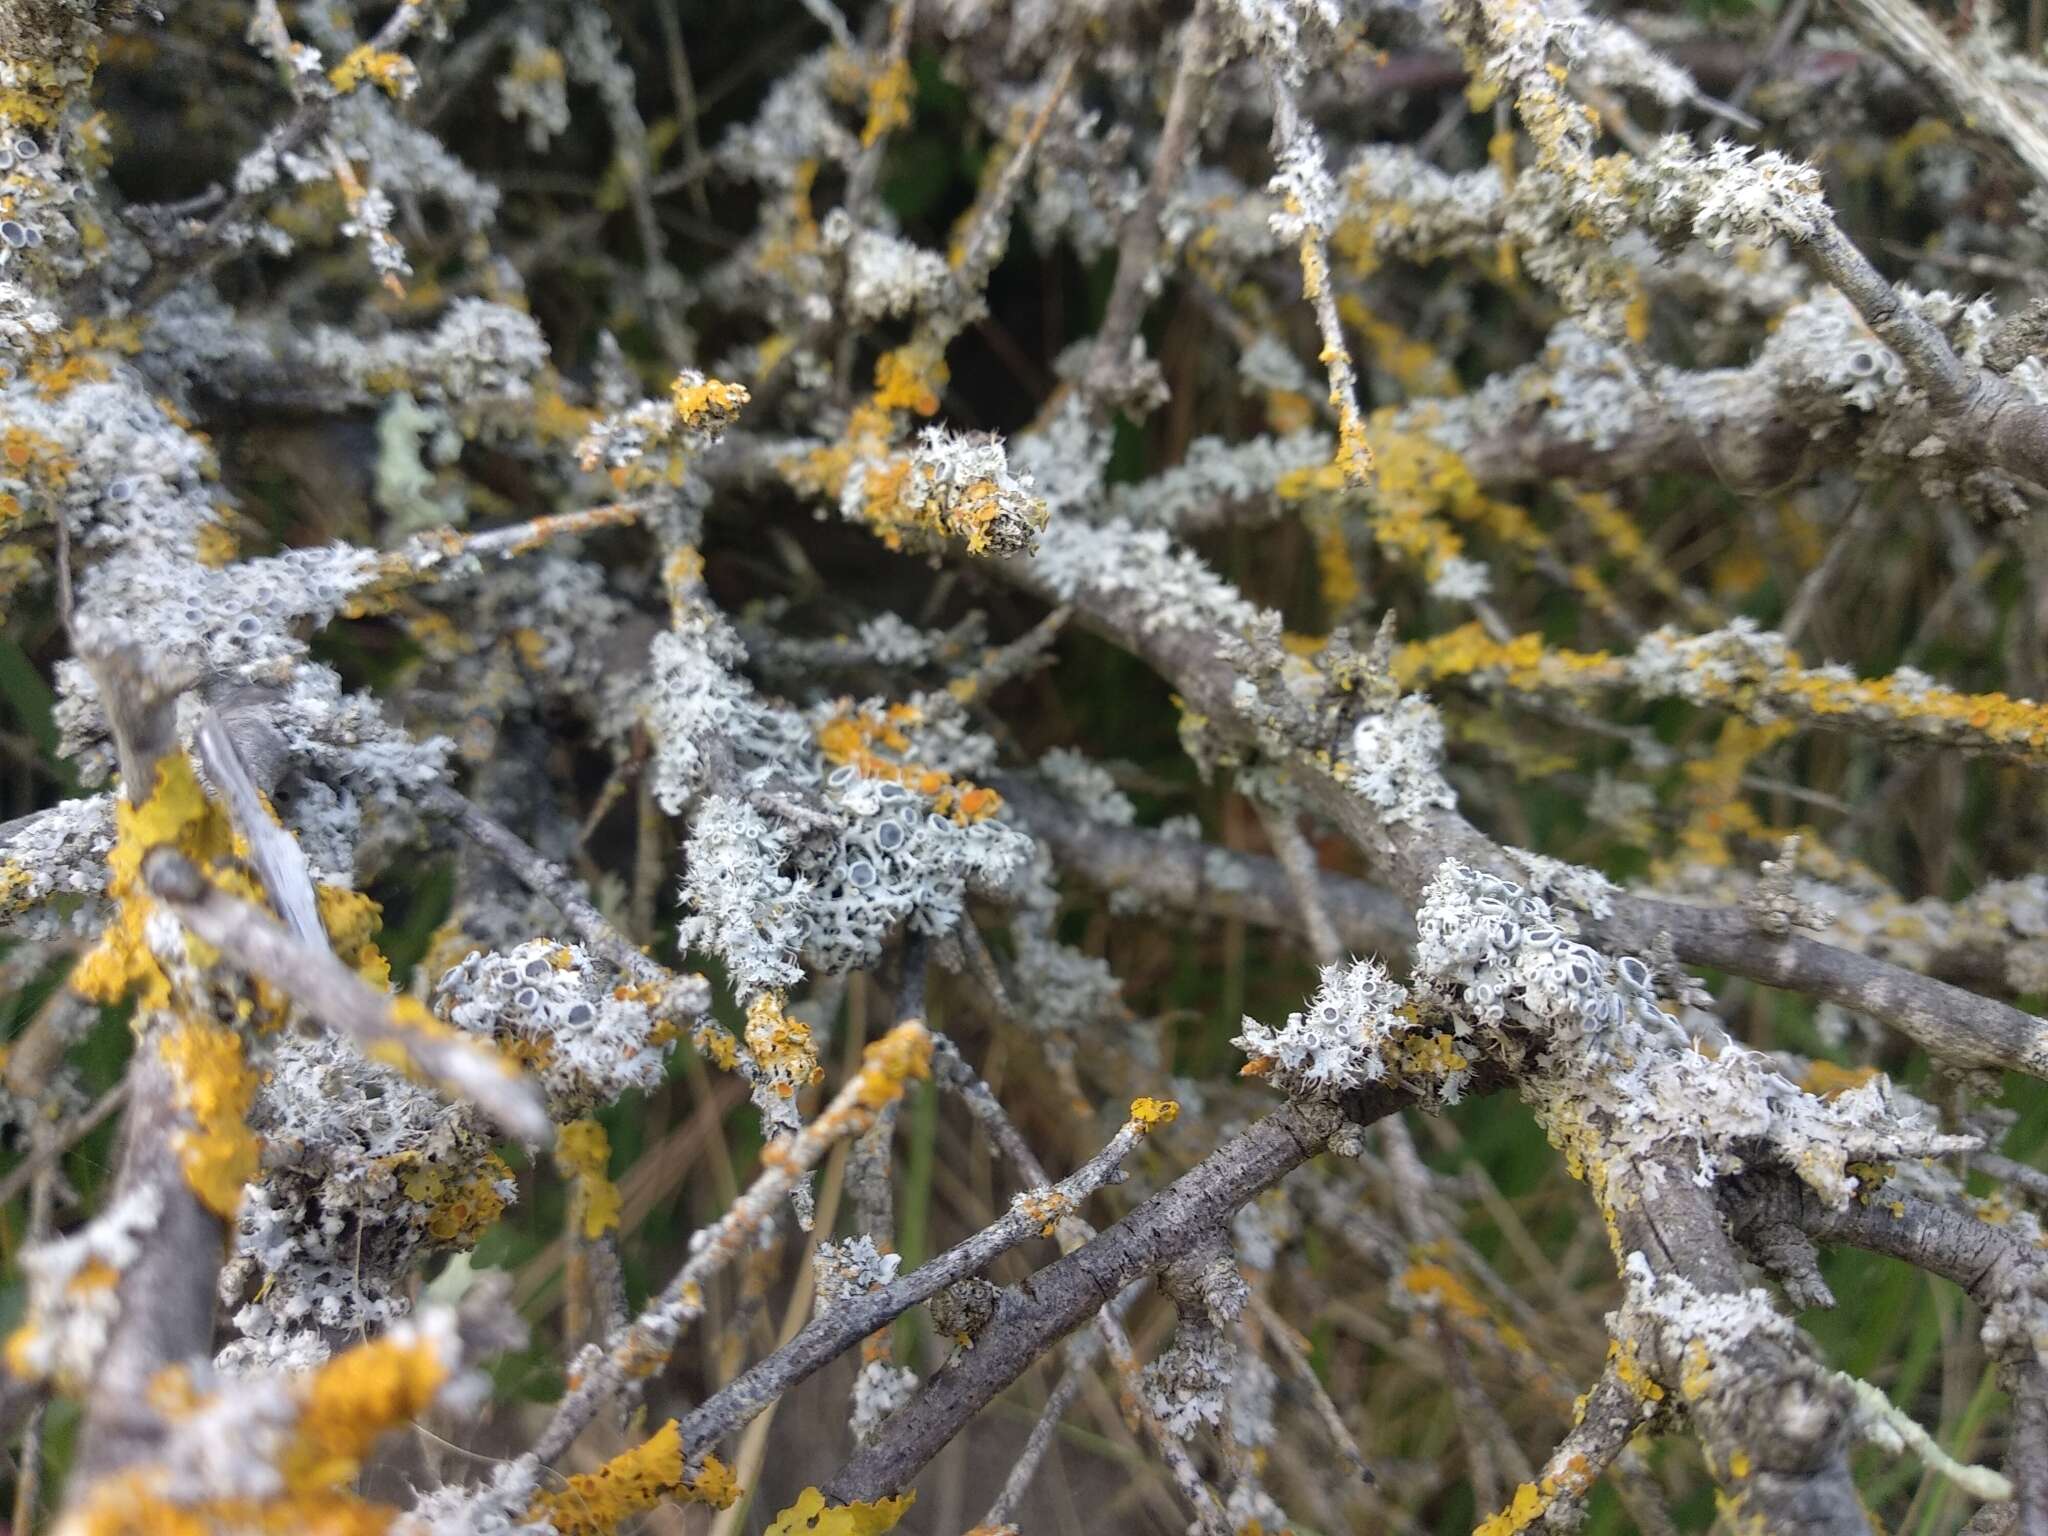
xmin=193 ymin=708 xmax=324 ymax=946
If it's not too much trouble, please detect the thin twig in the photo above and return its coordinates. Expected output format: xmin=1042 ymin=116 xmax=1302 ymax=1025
xmin=142 ymin=849 xmax=552 ymax=1145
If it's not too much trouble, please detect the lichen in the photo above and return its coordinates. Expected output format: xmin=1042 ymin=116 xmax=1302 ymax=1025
xmin=527 ymin=1420 xmax=739 ymax=1533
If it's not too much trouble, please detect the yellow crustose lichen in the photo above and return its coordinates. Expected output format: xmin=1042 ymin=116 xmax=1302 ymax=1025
xmin=527 ymin=1419 xmax=740 ymax=1533
xmin=555 ymin=1117 xmax=624 ymax=1239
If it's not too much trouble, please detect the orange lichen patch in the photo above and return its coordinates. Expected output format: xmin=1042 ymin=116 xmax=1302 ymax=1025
xmin=1278 ymin=420 xmax=1498 ymax=584
xmin=373 ymin=996 xmax=527 ymax=1097
xmin=1399 ymin=617 xmax=2048 ymax=787
xmin=1288 ymin=215 xmax=1374 ymax=488
xmin=1622 ymin=276 xmax=1651 ymax=345
xmin=853 ymin=450 xmax=1046 ymax=557
xmin=557 ymin=1118 xmax=624 ymax=1239
xmin=618 ymin=1327 xmax=675 ymax=1381
xmin=1332 ymin=392 xmax=1376 ymax=486
xmin=1400 ymin=1261 xmax=1489 ymax=1323
xmin=377 ymin=997 xmax=465 ymax=1067
xmin=693 ymin=1020 xmax=740 ymax=1071
xmin=1560 ymin=560 xmax=1631 ymax=630
xmin=193 ymin=515 xmax=240 ymax=567
xmin=815 ymin=700 xmax=1004 ymax=824
xmin=327 ymin=45 xmax=416 ymax=98
xmin=1671 ymin=717 xmax=1795 ymax=871
xmin=779 ymin=348 xmax=950 ymax=514
xmin=1 ymin=858 xmax=38 ymax=918
xmin=2 ymin=1324 xmax=37 ymax=1383
xmin=1572 ymin=485 xmax=1665 ymax=572
xmin=1015 ymin=1189 xmax=1072 ymax=1237
xmin=534 ymin=380 xmax=600 ymax=445
xmin=670 ymin=373 xmax=751 ymax=435
xmin=1771 ymin=668 xmax=2048 ymax=759
xmin=56 ymin=1477 xmax=401 ymax=1536
xmin=1265 ymin=387 xmax=1315 ymax=434
xmin=1609 ymin=1337 xmax=1666 ymax=1402
xmin=282 ymin=1334 xmax=449 ymax=1492
xmin=664 ymin=543 xmax=707 ymax=603
xmin=1847 ymin=1160 xmax=1896 ymax=1204
xmin=871 ymin=345 xmax=947 ymax=417
xmin=1304 ymin=502 xmax=1361 ymax=613
xmin=1801 ymin=1060 xmax=1880 ymax=1100
xmin=1709 ymin=534 xmax=1767 ymax=599
xmin=25 ymin=347 xmax=108 ymax=396
xmin=1669 ymin=1338 xmax=1716 ymax=1405
xmin=317 ymin=885 xmax=391 ymax=989
xmin=392 ymin=1149 xmax=511 ymax=1245
xmin=1976 ymin=1191 xmax=2016 ymax=1226
xmin=529 ymin=1420 xmax=739 ymax=1534
xmin=745 ymin=992 xmax=825 ymax=1098
xmin=1393 ymin=624 xmax=1621 ymax=694
xmin=73 ymin=754 xmax=235 ymax=1010
xmin=59 ymin=1391 xmax=422 ymax=1524
xmin=852 ymin=1021 xmax=933 ymax=1111
xmin=158 ymin=1019 xmax=262 ymax=1217
xmin=0 ymin=61 xmax=72 ymax=128
xmin=67 ymin=1257 xmax=121 ymax=1295
xmin=2 ymin=422 xmax=76 ymax=492
xmin=754 ymin=161 xmax=825 ymax=287
xmin=1130 ymin=1096 xmax=1179 ymax=1130
xmin=1470 ymin=1455 xmax=1595 ymax=1536
xmin=20 ymin=316 xmax=142 ymax=400
xmin=505 ymin=40 xmax=566 ymax=87
xmin=861 ymin=55 xmax=914 ymax=148
xmin=1443 ymin=704 xmax=1578 ymax=780
xmin=764 ymin=1486 xmax=916 ymax=1535
xmin=1390 ymin=1031 xmax=1470 ymax=1078
xmin=1339 ymin=295 xmax=1460 ymax=398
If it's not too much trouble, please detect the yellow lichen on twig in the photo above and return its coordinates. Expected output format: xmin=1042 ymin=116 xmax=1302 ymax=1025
xmin=327 ymin=46 xmax=417 ymax=99
xmin=71 ymin=753 xmax=233 ymax=1010
xmin=283 ymin=1334 xmax=449 ymax=1491
xmin=1130 ymin=1096 xmax=1179 ymax=1130
xmin=764 ymin=1485 xmax=916 ymax=1535
xmin=156 ymin=1020 xmax=262 ymax=1218
xmin=527 ymin=1419 xmax=740 ymax=1534
xmin=744 ymin=991 xmax=825 ymax=1100
xmin=815 ymin=701 xmax=1004 ymax=823
xmin=555 ymin=1118 xmax=623 ymax=1240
